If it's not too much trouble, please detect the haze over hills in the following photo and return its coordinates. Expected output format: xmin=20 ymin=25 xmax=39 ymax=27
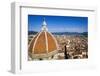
xmin=28 ymin=31 xmax=88 ymax=36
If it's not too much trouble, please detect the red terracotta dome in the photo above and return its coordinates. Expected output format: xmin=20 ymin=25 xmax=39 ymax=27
xmin=28 ymin=18 xmax=58 ymax=59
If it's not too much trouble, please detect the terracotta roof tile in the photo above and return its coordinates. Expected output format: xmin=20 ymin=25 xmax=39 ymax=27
xmin=34 ymin=32 xmax=46 ymax=54
xmin=47 ymin=32 xmax=57 ymax=52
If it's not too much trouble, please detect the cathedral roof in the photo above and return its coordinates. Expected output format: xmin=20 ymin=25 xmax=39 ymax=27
xmin=28 ymin=18 xmax=58 ymax=58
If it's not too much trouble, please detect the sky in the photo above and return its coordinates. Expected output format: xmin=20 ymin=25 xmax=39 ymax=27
xmin=28 ymin=15 xmax=88 ymax=33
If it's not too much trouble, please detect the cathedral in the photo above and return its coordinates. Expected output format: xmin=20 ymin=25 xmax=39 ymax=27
xmin=28 ymin=18 xmax=58 ymax=60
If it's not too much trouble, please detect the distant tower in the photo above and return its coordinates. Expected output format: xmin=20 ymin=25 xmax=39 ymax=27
xmin=28 ymin=17 xmax=58 ymax=60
